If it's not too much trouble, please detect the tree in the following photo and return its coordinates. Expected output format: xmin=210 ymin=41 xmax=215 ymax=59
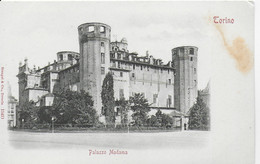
xmin=161 ymin=114 xmax=173 ymax=128
xmin=188 ymin=93 xmax=210 ymax=130
xmin=18 ymin=101 xmax=39 ymax=128
xmin=37 ymin=106 xmax=52 ymax=124
xmin=129 ymin=93 xmax=150 ymax=126
xmin=101 ymin=72 xmax=115 ymax=126
xmin=147 ymin=115 xmax=159 ymax=127
xmin=51 ymin=89 xmax=98 ymax=126
xmin=154 ymin=110 xmax=173 ymax=128
xmin=115 ymin=97 xmax=130 ymax=127
xmin=155 ymin=109 xmax=163 ymax=126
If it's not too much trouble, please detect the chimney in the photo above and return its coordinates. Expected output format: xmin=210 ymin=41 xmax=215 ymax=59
xmin=24 ymin=58 xmax=28 ymax=65
xmin=146 ymin=50 xmax=149 ymax=57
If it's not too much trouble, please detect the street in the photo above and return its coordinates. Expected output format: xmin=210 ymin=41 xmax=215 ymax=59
xmin=8 ymin=130 xmax=209 ymax=149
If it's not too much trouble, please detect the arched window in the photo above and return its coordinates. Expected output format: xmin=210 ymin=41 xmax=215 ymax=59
xmin=68 ymin=54 xmax=73 ymax=61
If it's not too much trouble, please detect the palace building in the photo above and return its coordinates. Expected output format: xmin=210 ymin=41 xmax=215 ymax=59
xmin=17 ymin=22 xmax=198 ymax=122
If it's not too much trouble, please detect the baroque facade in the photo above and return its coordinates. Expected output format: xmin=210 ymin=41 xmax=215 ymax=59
xmin=17 ymin=22 xmax=198 ymax=122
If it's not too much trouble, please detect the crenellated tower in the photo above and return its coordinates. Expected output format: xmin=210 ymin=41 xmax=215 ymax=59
xmin=78 ymin=22 xmax=111 ymax=116
xmin=172 ymin=46 xmax=198 ymax=114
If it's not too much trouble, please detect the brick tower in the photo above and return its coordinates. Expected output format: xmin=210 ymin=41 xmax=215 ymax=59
xmin=172 ymin=46 xmax=198 ymax=114
xmin=78 ymin=22 xmax=111 ymax=116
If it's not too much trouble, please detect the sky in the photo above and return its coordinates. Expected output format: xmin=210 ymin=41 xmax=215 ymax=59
xmin=0 ymin=1 xmax=253 ymax=98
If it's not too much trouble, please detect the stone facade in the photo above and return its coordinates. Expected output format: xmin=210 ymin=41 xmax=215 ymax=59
xmin=17 ymin=22 xmax=198 ymax=122
xmin=172 ymin=46 xmax=198 ymax=114
xmin=8 ymin=96 xmax=18 ymax=127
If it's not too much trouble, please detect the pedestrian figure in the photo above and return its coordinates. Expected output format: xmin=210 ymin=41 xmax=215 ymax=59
xmin=184 ymin=123 xmax=187 ymax=130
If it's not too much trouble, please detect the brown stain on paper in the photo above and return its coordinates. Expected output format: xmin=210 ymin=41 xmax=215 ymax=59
xmin=214 ymin=24 xmax=253 ymax=74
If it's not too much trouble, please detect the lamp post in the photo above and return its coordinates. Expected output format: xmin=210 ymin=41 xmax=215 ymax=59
xmin=22 ymin=119 xmax=24 ymax=129
xmin=51 ymin=116 xmax=56 ymax=133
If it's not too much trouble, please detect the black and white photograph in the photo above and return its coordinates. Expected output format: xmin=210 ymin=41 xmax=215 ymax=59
xmin=0 ymin=1 xmax=255 ymax=164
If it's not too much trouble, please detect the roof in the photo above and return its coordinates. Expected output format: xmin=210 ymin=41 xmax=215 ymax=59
xmin=200 ymin=81 xmax=210 ymax=95
xmin=169 ymin=110 xmax=188 ymax=117
xmin=43 ymin=93 xmax=54 ymax=97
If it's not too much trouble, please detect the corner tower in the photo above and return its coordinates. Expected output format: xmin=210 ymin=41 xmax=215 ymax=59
xmin=172 ymin=46 xmax=198 ymax=114
xmin=78 ymin=22 xmax=111 ymax=116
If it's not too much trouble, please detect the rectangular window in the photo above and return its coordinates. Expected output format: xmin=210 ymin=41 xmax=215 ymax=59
xmin=101 ymin=53 xmax=105 ymax=64
xmin=101 ymin=67 xmax=105 ymax=75
xmin=116 ymin=107 xmax=120 ymax=116
xmin=168 ymin=79 xmax=171 ymax=85
xmin=119 ymin=89 xmax=124 ymax=99
xmin=101 ymin=42 xmax=104 ymax=47
xmin=194 ymin=68 xmax=196 ymax=74
xmin=100 ymin=26 xmax=105 ymax=33
xmin=133 ymin=64 xmax=135 ymax=70
xmin=118 ymin=62 xmax=121 ymax=68
xmin=112 ymin=61 xmax=116 ymax=67
xmin=190 ymin=57 xmax=193 ymax=61
xmin=190 ymin=48 xmax=194 ymax=54
xmin=59 ymin=54 xmax=63 ymax=61
xmin=167 ymin=95 xmax=172 ymax=107
xmin=88 ymin=26 xmax=94 ymax=32
xmin=132 ymin=73 xmax=135 ymax=78
xmin=111 ymin=53 xmax=115 ymax=58
xmin=120 ymin=72 xmax=123 ymax=77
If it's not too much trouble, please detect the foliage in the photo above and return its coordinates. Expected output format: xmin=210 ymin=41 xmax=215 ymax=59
xmin=161 ymin=114 xmax=173 ymax=128
xmin=115 ymin=97 xmax=130 ymax=126
xmin=188 ymin=93 xmax=210 ymax=130
xmin=129 ymin=93 xmax=150 ymax=126
xmin=155 ymin=109 xmax=163 ymax=125
xmin=37 ymin=106 xmax=52 ymax=123
xmin=101 ymin=72 xmax=115 ymax=125
xmin=146 ymin=115 xmax=159 ymax=127
xmin=152 ymin=109 xmax=173 ymax=128
xmin=18 ymin=100 xmax=39 ymax=127
xmin=51 ymin=89 xmax=98 ymax=126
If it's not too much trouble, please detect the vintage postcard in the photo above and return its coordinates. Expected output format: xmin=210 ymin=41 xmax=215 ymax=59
xmin=0 ymin=1 xmax=255 ymax=164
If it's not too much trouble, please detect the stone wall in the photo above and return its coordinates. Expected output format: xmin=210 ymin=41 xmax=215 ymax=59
xmin=172 ymin=46 xmax=198 ymax=113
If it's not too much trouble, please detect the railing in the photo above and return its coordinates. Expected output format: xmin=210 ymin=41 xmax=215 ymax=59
xmin=14 ymin=122 xmax=182 ymax=132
